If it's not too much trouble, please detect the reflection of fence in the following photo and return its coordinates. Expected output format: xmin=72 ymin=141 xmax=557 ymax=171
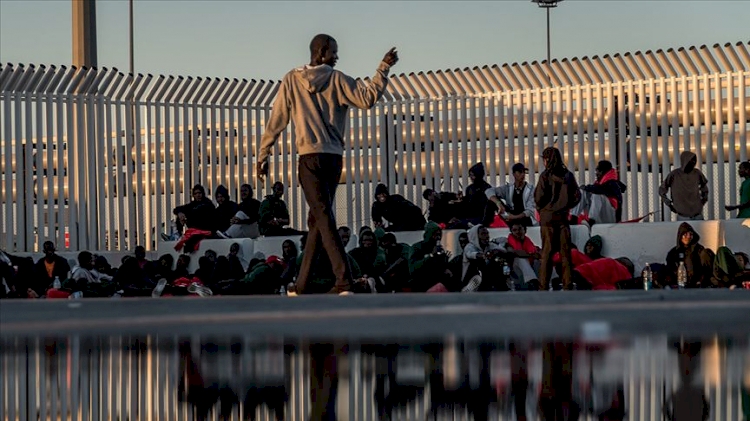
xmin=1 ymin=41 xmax=749 ymax=252
xmin=0 ymin=337 xmax=747 ymax=421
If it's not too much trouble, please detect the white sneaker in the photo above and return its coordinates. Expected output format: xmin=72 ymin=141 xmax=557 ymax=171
xmin=339 ymin=291 xmax=354 ymax=296
xmin=187 ymin=283 xmax=213 ymax=297
xmin=216 ymin=231 xmax=229 ymax=239
xmin=152 ymin=278 xmax=167 ymax=297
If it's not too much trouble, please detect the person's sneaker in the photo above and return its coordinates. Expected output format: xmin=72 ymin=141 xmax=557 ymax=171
xmin=152 ymin=278 xmax=168 ymax=297
xmin=188 ymin=283 xmax=213 ymax=297
xmin=160 ymin=233 xmax=171 ymax=242
xmin=216 ymin=231 xmax=229 ymax=239
xmin=338 ymin=291 xmax=354 ymax=296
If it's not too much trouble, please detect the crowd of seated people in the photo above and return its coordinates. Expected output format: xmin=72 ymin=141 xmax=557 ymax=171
xmin=3 ymin=217 xmax=748 ymax=299
xmin=3 ymin=153 xmax=749 ymax=298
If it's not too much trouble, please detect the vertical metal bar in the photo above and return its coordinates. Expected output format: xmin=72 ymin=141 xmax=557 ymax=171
xmin=726 ymin=71 xmax=736 ymax=219
xmin=617 ymin=82 xmax=629 ymax=219
xmin=496 ymin=93 xmax=506 ymax=180
xmin=575 ymin=86 xmax=586 ymax=184
xmin=451 ymin=96 xmax=461 ymax=193
xmin=739 ymin=72 xmax=747 ymax=163
xmin=715 ymin=73 xmax=725 ymax=219
xmin=626 ymin=81 xmax=638 ymax=219
xmin=516 ymin=90 xmax=526 ymax=174
xmin=423 ymin=100 xmax=433 ymax=190
xmin=586 ymin=85 xmax=595 ymax=182
xmin=35 ymin=86 xmax=45 ymax=250
xmin=415 ymin=99 xmax=424 ymax=210
xmin=598 ymin=83 xmax=608 ymax=162
xmin=649 ymin=80 xmax=660 ymax=220
xmin=353 ymin=107 xmax=362 ymax=228
xmin=565 ymin=86 xmax=574 ymax=175
xmin=346 ymin=107 xmax=355 ymax=227
xmin=670 ymin=78 xmax=681 ymax=187
xmin=104 ymin=96 xmax=115 ymax=250
xmin=506 ymin=92 xmax=515 ymax=179
xmin=363 ymin=106 xmax=372 ymax=224
xmin=24 ymin=85 xmax=34 ymax=250
xmin=638 ymin=81 xmax=648 ymax=217
xmin=534 ymin=87 xmax=544 ymax=184
xmin=660 ymin=79 xmax=672 ymax=221
xmin=154 ymin=98 xmax=164 ymax=248
xmin=441 ymin=98 xmax=450 ymax=192
xmin=2 ymin=92 xmax=13 ymax=250
xmin=681 ymin=76 xmax=691 ymax=152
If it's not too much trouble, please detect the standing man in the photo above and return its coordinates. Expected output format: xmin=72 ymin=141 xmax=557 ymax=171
xmin=725 ymin=161 xmax=750 ymax=218
xmin=534 ymin=147 xmax=580 ymax=291
xmin=659 ymin=151 xmax=709 ymax=220
xmin=257 ymin=34 xmax=398 ymax=294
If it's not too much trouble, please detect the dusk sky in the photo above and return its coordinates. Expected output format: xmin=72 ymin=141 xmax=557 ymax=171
xmin=1 ymin=1 xmax=749 ymax=81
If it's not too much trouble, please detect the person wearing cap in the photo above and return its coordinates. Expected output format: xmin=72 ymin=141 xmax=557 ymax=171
xmin=485 ymin=163 xmax=537 ymax=227
xmin=571 ymin=160 xmax=627 ymax=225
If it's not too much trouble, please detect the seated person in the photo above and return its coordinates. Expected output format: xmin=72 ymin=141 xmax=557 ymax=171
xmin=447 ymin=232 xmax=470 ymax=289
xmin=214 ymin=185 xmax=239 ymax=234
xmin=219 ymin=184 xmax=260 ymax=239
xmin=712 ymin=246 xmax=750 ymax=288
xmin=662 ymin=222 xmax=714 ymax=288
xmin=170 ymin=184 xmax=217 ymax=238
xmin=372 ymin=183 xmax=426 ymax=232
xmin=504 ymin=222 xmax=542 ymax=291
xmin=0 ymin=249 xmax=35 ymax=298
xmin=219 ymin=255 xmax=285 ymax=295
xmin=423 ymin=188 xmax=462 ymax=227
xmin=339 ymin=226 xmax=356 ymax=253
xmin=259 ymin=182 xmax=297 ymax=236
xmin=70 ymin=251 xmax=117 ymax=297
xmin=294 ymin=247 xmax=363 ymax=294
xmin=485 ymin=162 xmax=537 ymax=228
xmin=584 ymin=235 xmax=605 ymax=260
xmin=378 ymin=232 xmax=413 ymax=292
xmin=409 ymin=222 xmax=452 ymax=292
xmin=571 ymin=160 xmax=627 ymax=224
xmin=32 ymin=241 xmax=71 ymax=297
xmin=349 ymin=229 xmax=388 ymax=290
xmin=279 ymin=239 xmax=299 ymax=286
xmin=462 ymin=224 xmax=511 ymax=292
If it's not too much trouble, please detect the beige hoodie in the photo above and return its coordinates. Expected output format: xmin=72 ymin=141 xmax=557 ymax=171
xmin=258 ymin=62 xmax=391 ymax=163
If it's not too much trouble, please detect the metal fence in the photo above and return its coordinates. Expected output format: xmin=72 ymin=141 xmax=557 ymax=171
xmin=1 ymin=336 xmax=747 ymax=421
xmin=1 ymin=41 xmax=749 ymax=252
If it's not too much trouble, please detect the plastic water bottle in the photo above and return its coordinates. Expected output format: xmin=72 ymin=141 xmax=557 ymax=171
xmin=53 ymin=276 xmax=61 ymax=290
xmin=502 ymin=262 xmax=513 ymax=291
xmin=279 ymin=285 xmax=286 ymax=296
xmin=677 ymin=262 xmax=687 ymax=289
xmin=641 ymin=264 xmax=652 ymax=290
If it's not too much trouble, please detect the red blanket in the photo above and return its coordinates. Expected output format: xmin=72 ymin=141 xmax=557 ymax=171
xmin=575 ymin=258 xmax=631 ymax=290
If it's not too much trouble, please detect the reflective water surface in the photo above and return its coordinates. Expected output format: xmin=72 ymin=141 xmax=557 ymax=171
xmin=2 ymin=335 xmax=749 ymax=421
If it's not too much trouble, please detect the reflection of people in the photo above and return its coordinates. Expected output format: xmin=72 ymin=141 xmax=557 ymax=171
xmin=257 ymin=34 xmax=398 ymax=294
xmin=538 ymin=341 xmax=580 ymax=421
xmin=663 ymin=342 xmax=710 ymax=421
xmin=309 ymin=344 xmax=340 ymax=421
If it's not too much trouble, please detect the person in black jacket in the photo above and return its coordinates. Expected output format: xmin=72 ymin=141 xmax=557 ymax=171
xmin=372 ymin=183 xmax=426 ymax=232
xmin=423 ymin=188 xmax=462 ymax=227
xmin=214 ymin=185 xmax=239 ymax=233
xmin=462 ymin=162 xmax=492 ymax=225
xmin=32 ymin=241 xmax=71 ymax=296
xmin=173 ymin=184 xmax=217 ymax=233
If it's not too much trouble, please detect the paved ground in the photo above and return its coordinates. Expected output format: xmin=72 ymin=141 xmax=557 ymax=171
xmin=1 ymin=290 xmax=749 ymax=339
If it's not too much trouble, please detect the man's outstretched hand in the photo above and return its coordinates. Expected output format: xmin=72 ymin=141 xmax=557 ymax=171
xmin=257 ymin=159 xmax=268 ymax=183
xmin=383 ymin=47 xmax=399 ymax=67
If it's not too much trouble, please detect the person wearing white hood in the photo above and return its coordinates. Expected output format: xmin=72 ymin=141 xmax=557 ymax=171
xmin=257 ymin=34 xmax=398 ymax=295
xmin=462 ymin=225 xmax=509 ymax=291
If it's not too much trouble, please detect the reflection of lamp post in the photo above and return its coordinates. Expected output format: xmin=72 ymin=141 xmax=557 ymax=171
xmin=531 ymin=0 xmax=564 ymax=67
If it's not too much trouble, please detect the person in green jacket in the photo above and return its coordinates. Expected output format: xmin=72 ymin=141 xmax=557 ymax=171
xmin=409 ymin=221 xmax=452 ymax=292
xmin=259 ymin=182 xmax=298 ymax=236
xmin=349 ymin=229 xmax=388 ymax=288
xmin=295 ymin=250 xmax=363 ymax=294
xmin=725 ymin=161 xmax=750 ymax=218
xmin=378 ymin=232 xmax=413 ymax=292
xmin=238 ymin=256 xmax=285 ymax=295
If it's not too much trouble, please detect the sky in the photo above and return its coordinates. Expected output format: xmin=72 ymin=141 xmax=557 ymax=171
xmin=1 ymin=0 xmax=749 ymax=82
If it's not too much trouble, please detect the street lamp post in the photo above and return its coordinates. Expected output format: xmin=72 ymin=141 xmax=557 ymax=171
xmin=531 ymin=0 xmax=564 ymax=82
